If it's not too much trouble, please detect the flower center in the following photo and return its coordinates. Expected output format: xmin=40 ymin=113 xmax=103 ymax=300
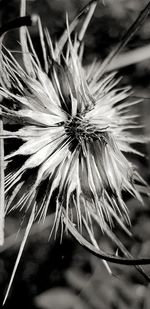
xmin=65 ymin=116 xmax=100 ymax=143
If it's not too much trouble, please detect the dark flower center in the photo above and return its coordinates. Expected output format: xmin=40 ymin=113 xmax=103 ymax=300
xmin=65 ymin=116 xmax=101 ymax=144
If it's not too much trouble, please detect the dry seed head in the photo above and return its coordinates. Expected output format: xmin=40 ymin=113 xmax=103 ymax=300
xmin=0 ymin=0 xmax=149 ymax=275
xmin=2 ymin=1 xmax=150 ymax=303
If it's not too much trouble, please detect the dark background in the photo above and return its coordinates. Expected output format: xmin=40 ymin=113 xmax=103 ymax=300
xmin=0 ymin=1 xmax=150 ymax=308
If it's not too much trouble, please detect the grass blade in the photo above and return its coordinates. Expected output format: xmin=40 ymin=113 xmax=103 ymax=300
xmin=3 ymin=206 xmax=35 ymax=305
xmin=56 ymin=0 xmax=99 ymax=57
xmin=0 ymin=108 xmax=4 ymax=246
xmin=99 ymin=1 xmax=150 ymax=76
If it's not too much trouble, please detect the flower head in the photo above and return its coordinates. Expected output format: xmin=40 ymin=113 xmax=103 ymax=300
xmin=1 ymin=1 xmax=150 ymax=304
xmin=0 ymin=4 xmax=147 ymax=256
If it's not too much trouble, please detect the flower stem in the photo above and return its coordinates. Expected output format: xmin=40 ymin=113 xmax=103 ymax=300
xmin=0 ymin=15 xmax=36 ymax=37
xmin=63 ymin=210 xmax=150 ymax=269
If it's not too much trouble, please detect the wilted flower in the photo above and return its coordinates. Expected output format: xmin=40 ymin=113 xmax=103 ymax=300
xmin=0 ymin=0 xmax=149 ymax=268
xmin=0 ymin=21 xmax=145 ymax=237
xmin=1 ymin=1 xmax=150 ymax=302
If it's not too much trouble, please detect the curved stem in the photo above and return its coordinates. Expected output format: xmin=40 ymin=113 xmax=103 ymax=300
xmin=0 ymin=16 xmax=35 ymax=37
xmin=63 ymin=211 xmax=150 ymax=268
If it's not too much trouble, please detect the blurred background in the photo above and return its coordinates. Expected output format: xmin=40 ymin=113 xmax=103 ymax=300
xmin=0 ymin=0 xmax=150 ymax=308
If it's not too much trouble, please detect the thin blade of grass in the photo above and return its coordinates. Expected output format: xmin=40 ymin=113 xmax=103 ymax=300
xmin=20 ymin=0 xmax=35 ymax=76
xmin=37 ymin=17 xmax=48 ymax=73
xmin=0 ymin=214 xmax=55 ymax=253
xmin=3 ymin=206 xmax=35 ymax=305
xmin=0 ymin=109 xmax=4 ymax=246
xmin=77 ymin=1 xmax=98 ymax=45
xmin=56 ymin=0 xmax=99 ymax=57
xmin=99 ymin=1 xmax=150 ymax=76
xmin=106 ymin=44 xmax=150 ymax=72
xmin=0 ymin=15 xmax=35 ymax=88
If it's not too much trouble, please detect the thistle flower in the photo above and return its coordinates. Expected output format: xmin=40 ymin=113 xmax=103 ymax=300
xmin=1 ymin=0 xmax=150 ymax=303
xmin=0 ymin=16 xmax=148 ymax=240
xmin=2 ymin=17 xmax=146 ymax=229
